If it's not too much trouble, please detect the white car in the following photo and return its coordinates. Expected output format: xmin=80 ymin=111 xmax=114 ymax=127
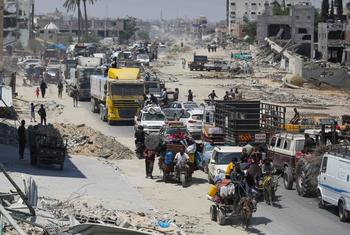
xmin=136 ymin=54 xmax=150 ymax=66
xmin=134 ymin=105 xmax=166 ymax=134
xmin=318 ymin=148 xmax=350 ymax=222
xmin=208 ymin=146 xmax=243 ymax=184
xmin=180 ymin=109 xmax=204 ymax=140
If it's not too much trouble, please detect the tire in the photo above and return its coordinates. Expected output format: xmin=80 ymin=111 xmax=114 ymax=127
xmin=283 ymin=166 xmax=293 ymax=190
xmin=217 ymin=208 xmax=226 ymax=225
xmin=60 ymin=163 xmax=64 ymax=171
xmin=180 ymin=173 xmax=187 ymax=188
xmin=296 ymin=158 xmax=319 ymax=197
xmin=91 ymin=98 xmax=98 ymax=113
xmin=210 ymin=205 xmax=217 ymax=221
xmin=163 ymin=171 xmax=169 ymax=183
xmin=338 ymin=201 xmax=350 ymax=222
xmin=208 ymin=172 xmax=214 ymax=184
xmin=318 ymin=190 xmax=325 ymax=208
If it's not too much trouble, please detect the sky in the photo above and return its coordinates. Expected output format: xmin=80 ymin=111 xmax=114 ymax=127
xmin=35 ymin=0 xmax=324 ymax=22
xmin=35 ymin=0 xmax=226 ymax=21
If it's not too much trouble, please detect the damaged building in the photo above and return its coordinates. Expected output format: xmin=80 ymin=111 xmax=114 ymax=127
xmin=257 ymin=4 xmax=315 ymax=58
xmin=318 ymin=22 xmax=350 ymax=64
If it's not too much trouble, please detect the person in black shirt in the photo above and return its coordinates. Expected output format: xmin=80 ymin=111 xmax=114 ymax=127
xmin=18 ymin=120 xmax=26 ymax=160
xmin=188 ymin=89 xmax=193 ymax=102
xmin=38 ymin=104 xmax=47 ymax=125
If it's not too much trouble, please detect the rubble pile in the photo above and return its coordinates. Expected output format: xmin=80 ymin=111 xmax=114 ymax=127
xmin=0 ymin=122 xmax=18 ymax=145
xmin=54 ymin=123 xmax=134 ymax=159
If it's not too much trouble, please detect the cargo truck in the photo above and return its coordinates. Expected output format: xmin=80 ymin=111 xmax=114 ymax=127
xmin=90 ymin=67 xmax=144 ymax=124
xmin=67 ymin=57 xmax=102 ymax=100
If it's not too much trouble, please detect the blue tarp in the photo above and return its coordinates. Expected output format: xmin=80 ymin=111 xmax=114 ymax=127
xmin=48 ymin=44 xmax=67 ymax=51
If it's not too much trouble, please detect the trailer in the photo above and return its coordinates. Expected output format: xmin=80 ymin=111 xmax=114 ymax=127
xmin=213 ymin=100 xmax=286 ymax=145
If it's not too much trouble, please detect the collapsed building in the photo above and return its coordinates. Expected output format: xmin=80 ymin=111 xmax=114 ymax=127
xmin=257 ymin=4 xmax=315 ymax=58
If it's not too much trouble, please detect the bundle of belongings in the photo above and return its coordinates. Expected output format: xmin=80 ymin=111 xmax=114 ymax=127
xmin=207 ymin=178 xmax=244 ymax=205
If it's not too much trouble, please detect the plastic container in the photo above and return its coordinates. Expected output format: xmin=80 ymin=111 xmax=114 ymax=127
xmin=208 ymin=185 xmax=218 ymax=197
xmin=164 ymin=151 xmax=174 ymax=165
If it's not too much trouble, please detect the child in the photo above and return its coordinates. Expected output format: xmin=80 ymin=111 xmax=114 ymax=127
xmin=30 ymin=103 xmax=36 ymax=122
xmin=35 ymin=87 xmax=40 ymax=98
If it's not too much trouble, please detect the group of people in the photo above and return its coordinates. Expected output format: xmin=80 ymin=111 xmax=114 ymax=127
xmin=207 ymin=44 xmax=217 ymax=53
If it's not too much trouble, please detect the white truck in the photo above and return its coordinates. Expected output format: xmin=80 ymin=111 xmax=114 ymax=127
xmin=134 ymin=105 xmax=166 ymax=134
xmin=318 ymin=146 xmax=350 ymax=222
xmin=67 ymin=57 xmax=102 ymax=100
xmin=208 ymin=146 xmax=243 ymax=184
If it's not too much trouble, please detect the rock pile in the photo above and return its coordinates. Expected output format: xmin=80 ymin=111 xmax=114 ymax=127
xmin=54 ymin=123 xmax=134 ymax=160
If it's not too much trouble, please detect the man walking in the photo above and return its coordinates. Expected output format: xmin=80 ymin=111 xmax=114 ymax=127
xmin=208 ymin=90 xmax=218 ymax=101
xmin=173 ymin=88 xmax=179 ymax=101
xmin=18 ymin=120 xmax=26 ymax=160
xmin=30 ymin=103 xmax=36 ymax=122
xmin=38 ymin=104 xmax=47 ymax=125
xmin=188 ymin=89 xmax=193 ymax=102
xmin=40 ymin=80 xmax=47 ymax=98
xmin=57 ymin=80 xmax=63 ymax=99
xmin=73 ymin=86 xmax=79 ymax=107
xmin=144 ymin=148 xmax=156 ymax=179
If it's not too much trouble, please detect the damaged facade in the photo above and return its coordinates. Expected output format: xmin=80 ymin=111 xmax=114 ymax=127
xmin=318 ymin=22 xmax=350 ymax=64
xmin=257 ymin=4 xmax=315 ymax=58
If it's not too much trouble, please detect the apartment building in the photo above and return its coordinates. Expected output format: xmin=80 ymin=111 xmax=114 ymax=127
xmin=226 ymin=0 xmax=311 ymax=36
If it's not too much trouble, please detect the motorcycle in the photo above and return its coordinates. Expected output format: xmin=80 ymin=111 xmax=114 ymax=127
xmin=175 ymin=160 xmax=190 ymax=187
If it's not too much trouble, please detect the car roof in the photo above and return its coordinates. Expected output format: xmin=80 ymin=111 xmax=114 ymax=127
xmin=213 ymin=146 xmax=243 ymax=152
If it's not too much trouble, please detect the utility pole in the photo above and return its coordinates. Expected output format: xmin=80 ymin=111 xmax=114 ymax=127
xmin=0 ymin=0 xmax=4 ymax=82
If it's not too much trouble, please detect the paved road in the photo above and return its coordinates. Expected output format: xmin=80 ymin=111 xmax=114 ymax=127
xmin=0 ymin=145 xmax=153 ymax=212
xmin=77 ymin=100 xmax=350 ymax=235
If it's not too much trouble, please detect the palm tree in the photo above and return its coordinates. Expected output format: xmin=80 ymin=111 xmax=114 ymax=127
xmin=82 ymin=0 xmax=96 ymax=40
xmin=63 ymin=0 xmax=83 ymax=42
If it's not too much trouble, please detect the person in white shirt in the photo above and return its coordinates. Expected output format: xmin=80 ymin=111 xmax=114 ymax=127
xmin=174 ymin=150 xmax=189 ymax=166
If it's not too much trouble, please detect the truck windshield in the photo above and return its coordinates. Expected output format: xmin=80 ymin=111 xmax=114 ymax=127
xmin=143 ymin=113 xmax=165 ymax=121
xmin=216 ymin=152 xmax=242 ymax=165
xmin=295 ymin=140 xmax=305 ymax=152
xmin=110 ymin=84 xmax=144 ymax=96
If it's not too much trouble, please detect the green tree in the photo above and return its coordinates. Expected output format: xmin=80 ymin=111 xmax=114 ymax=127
xmin=321 ymin=0 xmax=329 ymax=22
xmin=119 ymin=17 xmax=138 ymax=43
xmin=244 ymin=22 xmax=257 ymax=44
xmin=82 ymin=0 xmax=96 ymax=40
xmin=272 ymin=4 xmax=290 ymax=15
xmin=137 ymin=30 xmax=150 ymax=41
xmin=63 ymin=0 xmax=83 ymax=42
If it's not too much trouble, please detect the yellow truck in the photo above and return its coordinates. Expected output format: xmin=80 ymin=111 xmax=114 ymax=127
xmin=90 ymin=67 xmax=144 ymax=124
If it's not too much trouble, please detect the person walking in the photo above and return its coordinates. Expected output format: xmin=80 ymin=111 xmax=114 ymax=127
xmin=40 ymin=80 xmax=47 ymax=98
xmin=161 ymin=88 xmax=168 ymax=106
xmin=35 ymin=87 xmax=40 ymax=99
xmin=57 ymin=80 xmax=63 ymax=99
xmin=73 ymin=86 xmax=79 ymax=107
xmin=207 ymin=44 xmax=211 ymax=53
xmin=18 ymin=120 xmax=26 ymax=160
xmin=30 ymin=103 xmax=36 ymax=122
xmin=173 ymin=88 xmax=179 ymax=101
xmin=182 ymin=58 xmax=186 ymax=69
xmin=144 ymin=148 xmax=156 ymax=178
xmin=208 ymin=90 xmax=218 ymax=101
xmin=223 ymin=91 xmax=230 ymax=101
xmin=38 ymin=104 xmax=47 ymax=125
xmin=187 ymin=89 xmax=193 ymax=102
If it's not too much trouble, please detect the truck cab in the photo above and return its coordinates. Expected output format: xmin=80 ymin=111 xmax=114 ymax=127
xmin=318 ymin=147 xmax=350 ymax=222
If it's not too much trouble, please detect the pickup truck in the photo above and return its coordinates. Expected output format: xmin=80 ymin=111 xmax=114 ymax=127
xmin=189 ymin=55 xmax=208 ymax=71
xmin=204 ymin=60 xmax=230 ymax=72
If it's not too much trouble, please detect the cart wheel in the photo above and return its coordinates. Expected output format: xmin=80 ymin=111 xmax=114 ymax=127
xmin=210 ymin=205 xmax=217 ymax=222
xmin=163 ymin=172 xmax=168 ymax=182
xmin=217 ymin=208 xmax=226 ymax=225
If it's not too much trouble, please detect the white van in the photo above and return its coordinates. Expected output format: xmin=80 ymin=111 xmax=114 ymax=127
xmin=318 ymin=147 xmax=350 ymax=222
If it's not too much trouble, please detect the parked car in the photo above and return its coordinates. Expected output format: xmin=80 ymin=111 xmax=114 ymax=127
xmin=136 ymin=54 xmax=150 ymax=66
xmin=198 ymin=142 xmax=215 ymax=173
xmin=208 ymin=146 xmax=243 ymax=184
xmin=163 ymin=101 xmax=200 ymax=120
xmin=267 ymin=133 xmax=305 ymax=189
xmin=318 ymin=147 xmax=350 ymax=222
xmin=134 ymin=105 xmax=166 ymax=134
xmin=180 ymin=109 xmax=204 ymax=140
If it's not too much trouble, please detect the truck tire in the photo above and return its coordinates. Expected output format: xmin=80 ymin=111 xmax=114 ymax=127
xmin=296 ymin=158 xmax=318 ymax=197
xmin=283 ymin=166 xmax=293 ymax=190
xmin=210 ymin=205 xmax=217 ymax=221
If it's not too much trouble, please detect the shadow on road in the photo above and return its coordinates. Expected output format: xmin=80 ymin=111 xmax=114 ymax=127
xmin=0 ymin=145 xmax=86 ymax=178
